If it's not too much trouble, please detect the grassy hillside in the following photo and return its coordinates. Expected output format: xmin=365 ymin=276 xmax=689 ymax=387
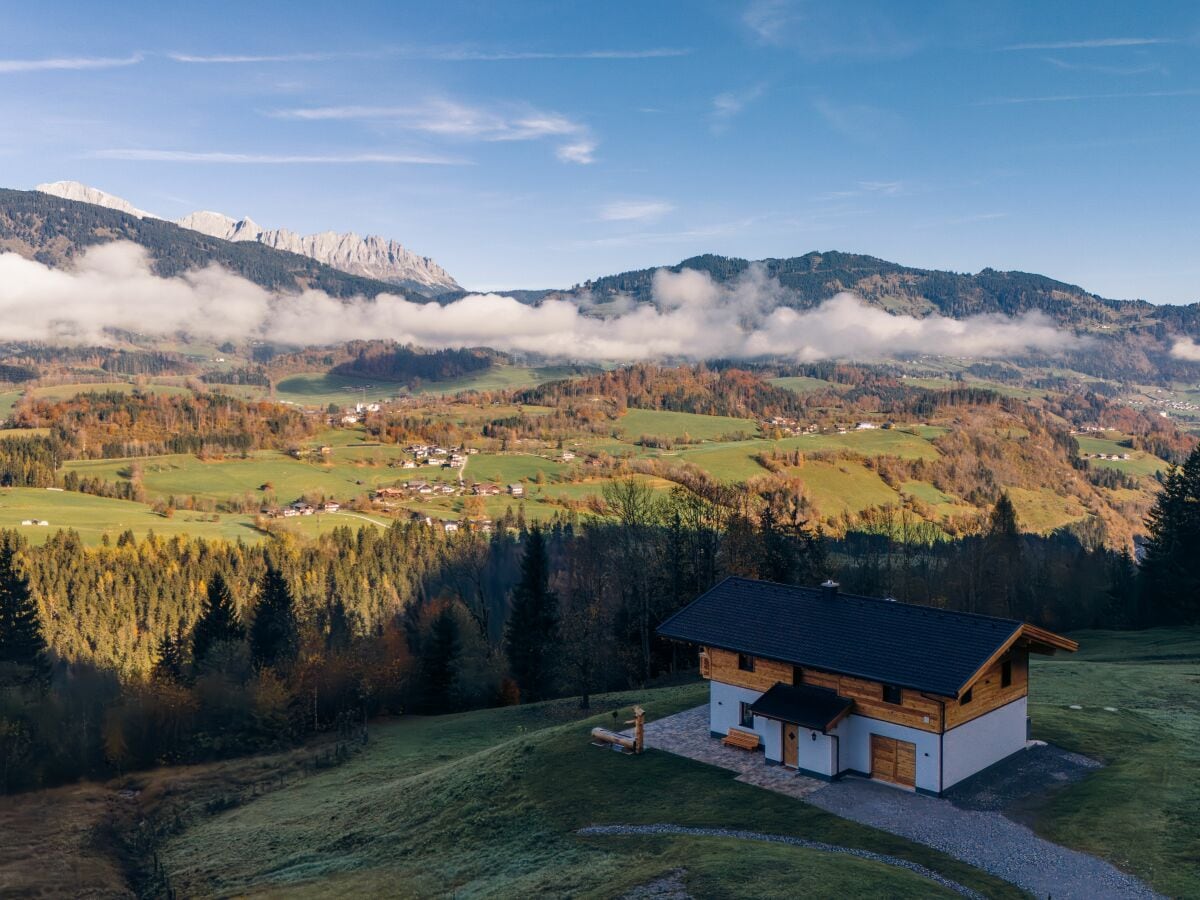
xmin=161 ymin=684 xmax=1019 ymax=899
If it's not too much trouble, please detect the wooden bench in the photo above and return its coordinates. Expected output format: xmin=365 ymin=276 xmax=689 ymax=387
xmin=722 ymin=728 xmax=761 ymax=751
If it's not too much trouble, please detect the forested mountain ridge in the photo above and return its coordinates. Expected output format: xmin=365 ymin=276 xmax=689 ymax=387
xmin=0 ymin=188 xmax=413 ymax=300
xmin=561 ymin=251 xmax=1200 ymax=333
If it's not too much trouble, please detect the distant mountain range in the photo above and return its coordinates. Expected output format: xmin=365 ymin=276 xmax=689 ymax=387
xmin=34 ymin=181 xmax=459 ymax=295
xmin=5 ymin=183 xmax=1200 ymax=381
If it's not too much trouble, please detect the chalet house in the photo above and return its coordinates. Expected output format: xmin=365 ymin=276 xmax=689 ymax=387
xmin=508 ymin=483 xmax=525 ymax=497
xmin=657 ymin=577 xmax=1077 ymax=795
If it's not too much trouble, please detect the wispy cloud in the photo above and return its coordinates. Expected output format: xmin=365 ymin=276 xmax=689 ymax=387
xmin=814 ymin=98 xmax=903 ymax=143
xmin=168 ymin=51 xmax=337 ymax=64
xmin=169 ymin=46 xmax=689 ymax=64
xmin=414 ymin=46 xmax=691 ymax=61
xmin=556 ymin=140 xmax=597 ymax=164
xmin=821 ymin=180 xmax=905 ymax=199
xmin=271 ymin=98 xmax=596 ymax=163
xmin=711 ymin=84 xmax=766 ymax=132
xmin=90 ymin=149 xmax=465 ymax=164
xmin=599 ymin=200 xmax=674 ymax=221
xmin=975 ymin=88 xmax=1200 ymax=106
xmin=742 ymin=0 xmax=923 ymax=60
xmin=1002 ymin=37 xmax=1173 ymax=51
xmin=1043 ymin=56 xmax=1166 ymax=76
xmin=0 ymin=54 xmax=142 ymax=74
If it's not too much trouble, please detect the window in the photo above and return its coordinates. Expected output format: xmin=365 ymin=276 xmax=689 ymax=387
xmin=792 ymin=666 xmax=804 ymax=687
xmin=1001 ymin=659 xmax=1013 ymax=688
xmin=960 ymin=688 xmax=974 ymax=705
xmin=737 ymin=653 xmax=756 ymax=673
xmin=882 ymin=684 xmax=903 ymax=705
xmin=740 ymin=701 xmax=755 ymax=728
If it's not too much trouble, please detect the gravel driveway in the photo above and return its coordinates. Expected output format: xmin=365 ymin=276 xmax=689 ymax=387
xmin=807 ymin=777 xmax=1160 ymax=899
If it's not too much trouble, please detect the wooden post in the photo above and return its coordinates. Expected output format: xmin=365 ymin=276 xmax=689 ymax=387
xmin=623 ymin=705 xmax=646 ymax=754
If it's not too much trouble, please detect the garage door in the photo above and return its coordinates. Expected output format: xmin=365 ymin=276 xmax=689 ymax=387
xmin=870 ymin=734 xmax=916 ymax=788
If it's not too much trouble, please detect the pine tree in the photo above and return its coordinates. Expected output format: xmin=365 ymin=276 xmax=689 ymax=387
xmin=1141 ymin=445 xmax=1200 ymax=624
xmin=152 ymin=629 xmax=188 ymax=683
xmin=419 ymin=604 xmax=461 ymax=712
xmin=0 ymin=539 xmax=49 ymax=688
xmin=983 ymin=492 xmax=1023 ymax=618
xmin=250 ymin=566 xmax=299 ymax=671
xmin=192 ymin=571 xmax=244 ymax=667
xmin=504 ymin=526 xmax=559 ymax=702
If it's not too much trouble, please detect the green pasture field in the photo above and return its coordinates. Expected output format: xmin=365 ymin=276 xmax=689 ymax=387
xmin=1006 ymin=487 xmax=1089 ymax=533
xmin=161 ymin=683 xmax=1019 ymax=899
xmin=0 ymin=391 xmax=22 ymax=422
xmin=0 ymin=487 xmax=262 ymax=545
xmin=273 ymin=373 xmax=405 ymax=407
xmin=617 ymin=409 xmax=760 ymax=441
xmin=409 ymin=365 xmax=583 ymax=396
xmin=1075 ymin=434 xmax=1167 ymax=477
xmin=768 ymin=375 xmax=839 ymax=394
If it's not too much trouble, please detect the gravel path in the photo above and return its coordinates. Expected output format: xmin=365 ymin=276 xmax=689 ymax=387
xmin=807 ymin=778 xmax=1161 ymax=899
xmin=578 ymin=824 xmax=988 ymax=899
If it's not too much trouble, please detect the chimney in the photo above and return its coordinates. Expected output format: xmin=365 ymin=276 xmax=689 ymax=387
xmin=821 ymin=579 xmax=840 ymax=599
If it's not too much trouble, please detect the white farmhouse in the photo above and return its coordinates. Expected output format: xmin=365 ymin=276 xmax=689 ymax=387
xmin=658 ymin=577 xmax=1077 ymax=794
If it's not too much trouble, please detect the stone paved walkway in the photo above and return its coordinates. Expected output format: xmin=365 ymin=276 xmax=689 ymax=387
xmin=637 ymin=705 xmax=1161 ymax=900
xmin=635 ymin=704 xmax=825 ymax=800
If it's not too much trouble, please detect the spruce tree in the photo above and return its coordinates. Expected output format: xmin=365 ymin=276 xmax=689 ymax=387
xmin=192 ymin=572 xmax=244 ymax=667
xmin=504 ymin=526 xmax=559 ymax=702
xmin=0 ymin=540 xmax=49 ymax=688
xmin=250 ymin=566 xmax=299 ymax=670
xmin=420 ymin=605 xmax=462 ymax=712
xmin=153 ymin=629 xmax=188 ymax=683
xmin=1141 ymin=445 xmax=1200 ymax=624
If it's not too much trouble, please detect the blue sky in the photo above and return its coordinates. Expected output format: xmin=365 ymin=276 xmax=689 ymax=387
xmin=2 ymin=0 xmax=1198 ymax=301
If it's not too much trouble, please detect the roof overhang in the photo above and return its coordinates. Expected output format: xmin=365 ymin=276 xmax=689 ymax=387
xmin=956 ymin=623 xmax=1078 ymax=697
xmin=748 ymin=683 xmax=855 ymax=732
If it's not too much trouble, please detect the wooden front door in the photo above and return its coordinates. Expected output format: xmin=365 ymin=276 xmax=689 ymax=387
xmin=783 ymin=724 xmax=799 ymax=768
xmin=870 ymin=734 xmax=916 ymax=788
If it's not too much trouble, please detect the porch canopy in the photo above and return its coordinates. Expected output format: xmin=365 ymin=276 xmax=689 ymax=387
xmin=749 ymin=683 xmax=854 ymax=732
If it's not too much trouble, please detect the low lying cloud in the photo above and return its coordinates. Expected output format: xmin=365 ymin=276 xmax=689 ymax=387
xmin=0 ymin=243 xmax=1083 ymax=362
xmin=1170 ymin=338 xmax=1200 ymax=362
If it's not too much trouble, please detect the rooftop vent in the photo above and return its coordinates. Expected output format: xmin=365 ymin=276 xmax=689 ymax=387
xmin=821 ymin=579 xmax=840 ymax=599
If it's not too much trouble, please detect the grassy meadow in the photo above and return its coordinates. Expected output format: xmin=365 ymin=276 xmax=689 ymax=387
xmin=1028 ymin=627 xmax=1200 ymax=898
xmin=159 ymin=684 xmax=1019 ymax=899
xmin=0 ymin=487 xmax=264 ymax=545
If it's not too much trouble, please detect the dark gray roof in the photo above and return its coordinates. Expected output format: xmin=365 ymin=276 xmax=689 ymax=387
xmin=749 ymin=683 xmax=853 ymax=731
xmin=657 ymin=577 xmax=1022 ymax=697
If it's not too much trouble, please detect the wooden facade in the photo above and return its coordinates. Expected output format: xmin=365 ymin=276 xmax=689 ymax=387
xmin=701 ymin=644 xmax=1030 ymax=735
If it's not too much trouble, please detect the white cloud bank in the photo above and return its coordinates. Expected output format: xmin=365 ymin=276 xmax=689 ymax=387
xmin=1170 ymin=338 xmax=1200 ymax=362
xmin=0 ymin=243 xmax=1081 ymax=362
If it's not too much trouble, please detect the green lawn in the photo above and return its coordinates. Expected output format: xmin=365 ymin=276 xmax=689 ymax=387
xmin=777 ymin=429 xmax=940 ymax=460
xmin=1007 ymin=487 xmax=1089 ymax=534
xmin=63 ymin=449 xmax=476 ymax=506
xmin=160 ymin=684 xmax=1019 ymax=899
xmin=465 ymin=453 xmax=567 ymax=485
xmin=1028 ymin=628 xmax=1200 ymax=899
xmin=618 ymin=409 xmax=759 ymax=442
xmin=0 ymin=390 xmax=22 ymax=422
xmin=1075 ymin=434 xmax=1168 ymax=477
xmin=273 ymin=373 xmax=405 ymax=408
xmin=796 ymin=460 xmax=902 ymax=518
xmin=0 ymin=487 xmax=264 ymax=545
xmin=768 ymin=375 xmax=838 ymax=394
xmin=410 ymin=365 xmax=585 ymax=396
